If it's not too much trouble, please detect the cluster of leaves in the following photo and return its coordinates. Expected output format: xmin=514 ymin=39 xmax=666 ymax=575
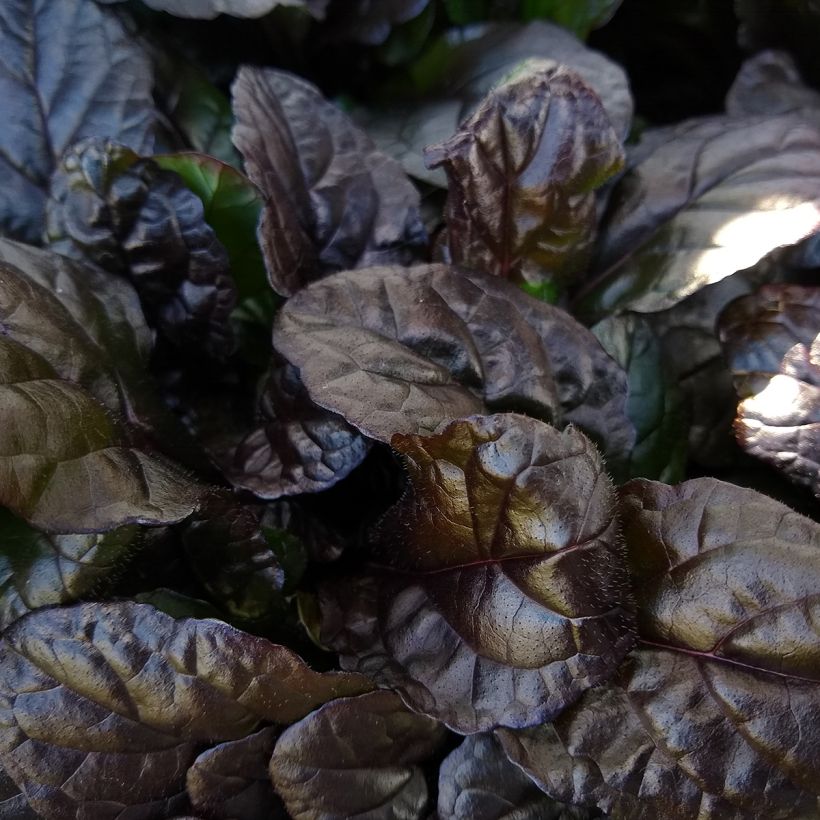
xmin=0 ymin=0 xmax=818 ymax=817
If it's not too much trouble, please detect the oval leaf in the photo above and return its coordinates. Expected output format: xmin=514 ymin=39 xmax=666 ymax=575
xmin=187 ymin=727 xmax=285 ymax=819
xmin=426 ymin=61 xmax=624 ymax=291
xmin=718 ymin=284 xmax=820 ymax=495
xmin=320 ymin=414 xmax=635 ymax=732
xmin=0 ymin=602 xmax=372 ymax=819
xmin=0 ymin=0 xmax=156 ymax=242
xmin=274 ymin=264 xmax=634 ymax=464
xmin=578 ymin=114 xmax=820 ymax=318
xmin=231 ymin=67 xmax=427 ymax=296
xmin=499 ymin=478 xmax=820 ymax=818
xmin=270 ymin=690 xmax=446 ymax=819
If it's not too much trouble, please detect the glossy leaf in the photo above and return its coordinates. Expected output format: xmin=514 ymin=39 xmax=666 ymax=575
xmin=270 ymin=690 xmax=446 ymax=819
xmin=320 ymin=414 xmax=635 ymax=732
xmin=357 ymin=21 xmax=633 ymax=186
xmin=46 ymin=138 xmax=237 ymax=357
xmin=718 ymin=284 xmax=820 ymax=495
xmin=229 ymin=358 xmax=370 ymax=498
xmin=438 ymin=733 xmax=590 ymax=819
xmin=593 ymin=315 xmax=688 ymax=482
xmin=187 ymin=727 xmax=285 ymax=819
xmin=0 ymin=602 xmax=373 ymax=818
xmin=0 ymin=508 xmax=139 ymax=632
xmin=274 ymin=264 xmax=635 ymax=464
xmin=0 ymin=0 xmax=156 ymax=242
xmin=426 ymin=62 xmax=623 ymax=291
xmin=499 ymin=478 xmax=820 ymax=819
xmin=0 ymin=335 xmax=200 ymax=533
xmin=231 ymin=67 xmax=427 ymax=296
xmin=578 ymin=114 xmax=820 ymax=318
xmin=0 ymin=238 xmax=204 ymax=472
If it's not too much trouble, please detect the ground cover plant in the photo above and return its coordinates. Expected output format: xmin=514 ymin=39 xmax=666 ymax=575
xmin=0 ymin=0 xmax=818 ymax=817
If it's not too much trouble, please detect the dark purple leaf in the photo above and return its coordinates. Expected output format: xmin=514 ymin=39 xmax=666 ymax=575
xmin=320 ymin=414 xmax=635 ymax=732
xmin=718 ymin=284 xmax=820 ymax=495
xmin=324 ymin=0 xmax=431 ymax=45
xmin=100 ymin=0 xmax=329 ymax=18
xmin=498 ymin=478 xmax=820 ymax=819
xmin=46 ymin=138 xmax=237 ymax=358
xmin=577 ymin=114 xmax=820 ymax=319
xmin=438 ymin=733 xmax=590 ymax=819
xmin=0 ymin=761 xmax=37 ymax=819
xmin=182 ymin=494 xmax=308 ymax=621
xmin=426 ymin=62 xmax=623 ymax=292
xmin=274 ymin=264 xmax=634 ymax=465
xmin=231 ymin=67 xmax=427 ymax=296
xmin=0 ymin=0 xmax=156 ymax=243
xmin=0 ymin=602 xmax=372 ymax=819
xmin=0 ymin=508 xmax=139 ymax=632
xmin=269 ymin=690 xmax=446 ymax=819
xmin=355 ymin=20 xmax=633 ymax=187
xmin=187 ymin=727 xmax=284 ymax=820
xmin=229 ymin=358 xmax=370 ymax=498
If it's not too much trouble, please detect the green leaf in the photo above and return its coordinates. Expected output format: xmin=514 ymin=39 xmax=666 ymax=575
xmin=153 ymin=153 xmax=270 ymax=311
xmin=593 ymin=315 xmax=689 ymax=482
xmin=520 ymin=0 xmax=623 ymax=38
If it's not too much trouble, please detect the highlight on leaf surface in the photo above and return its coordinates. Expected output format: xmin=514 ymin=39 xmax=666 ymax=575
xmin=498 ymin=477 xmax=820 ymax=819
xmin=718 ymin=284 xmax=820 ymax=496
xmin=319 ymin=413 xmax=635 ymax=733
xmin=0 ymin=602 xmax=372 ymax=818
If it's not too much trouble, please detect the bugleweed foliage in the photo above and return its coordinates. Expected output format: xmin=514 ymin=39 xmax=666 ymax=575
xmin=0 ymin=1 xmax=818 ymax=817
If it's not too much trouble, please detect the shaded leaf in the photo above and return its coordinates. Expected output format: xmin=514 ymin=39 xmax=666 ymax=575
xmin=592 ymin=315 xmax=688 ymax=482
xmin=520 ymin=0 xmax=623 ymax=38
xmin=0 ymin=0 xmax=156 ymax=242
xmin=325 ymin=0 xmax=432 ymax=45
xmin=231 ymin=67 xmax=427 ymax=296
xmin=438 ymin=733 xmax=590 ymax=819
xmin=153 ymin=153 xmax=270 ymax=319
xmin=577 ymin=114 xmax=820 ymax=319
xmin=498 ymin=477 xmax=820 ymax=819
xmin=46 ymin=138 xmax=237 ymax=358
xmin=0 ymin=602 xmax=373 ymax=819
xmin=187 ymin=727 xmax=285 ymax=820
xmin=156 ymin=60 xmax=241 ymax=166
xmin=356 ymin=21 xmax=633 ymax=186
xmin=182 ymin=494 xmax=309 ymax=621
xmin=0 ymin=335 xmax=201 ymax=533
xmin=426 ymin=61 xmax=623 ymax=292
xmin=0 ymin=508 xmax=139 ymax=632
xmin=0 ymin=238 xmax=206 ymax=473
xmin=718 ymin=284 xmax=820 ymax=495
xmin=229 ymin=358 xmax=370 ymax=498
xmin=270 ymin=690 xmax=446 ymax=819
xmin=726 ymin=50 xmax=820 ymax=121
xmin=320 ymin=414 xmax=635 ymax=732
xmin=645 ymin=270 xmax=768 ymax=467
xmin=274 ymin=264 xmax=635 ymax=464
